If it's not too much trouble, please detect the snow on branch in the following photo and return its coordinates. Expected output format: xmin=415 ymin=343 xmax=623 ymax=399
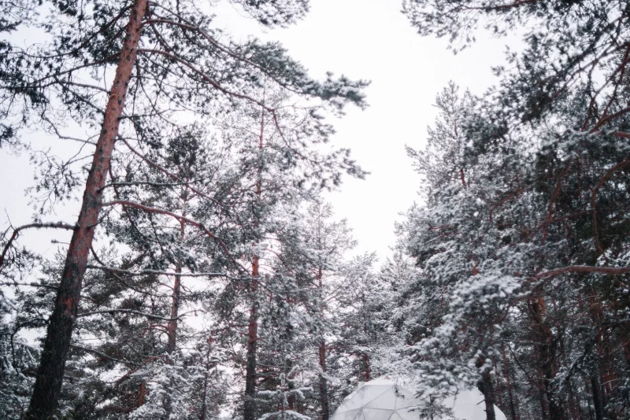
xmin=533 ymin=265 xmax=630 ymax=280
xmin=70 ymin=344 xmax=139 ymax=367
xmin=137 ymin=48 xmax=272 ymax=110
xmin=102 ymin=200 xmax=218 ymax=239
xmin=86 ymin=264 xmax=233 ymax=279
xmin=77 ymin=308 xmax=198 ymax=321
xmin=0 ymin=221 xmax=76 ymax=268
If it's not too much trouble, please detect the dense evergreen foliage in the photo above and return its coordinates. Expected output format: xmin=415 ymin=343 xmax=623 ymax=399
xmin=0 ymin=0 xmax=628 ymax=419
xmin=395 ymin=1 xmax=630 ymax=419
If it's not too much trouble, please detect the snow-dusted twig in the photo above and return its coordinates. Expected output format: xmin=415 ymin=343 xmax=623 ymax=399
xmin=0 ymin=221 xmax=76 ymax=268
xmin=0 ymin=281 xmax=58 ymax=290
xmin=533 ymin=265 xmax=630 ymax=280
xmin=86 ymin=263 xmax=234 ymax=278
xmin=77 ymin=308 xmax=197 ymax=321
xmin=102 ymin=199 xmax=247 ymax=273
xmin=71 ymin=344 xmax=139 ymax=366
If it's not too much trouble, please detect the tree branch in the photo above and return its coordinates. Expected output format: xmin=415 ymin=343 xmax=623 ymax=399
xmin=86 ymin=263 xmax=233 ymax=278
xmin=77 ymin=308 xmax=190 ymax=321
xmin=533 ymin=265 xmax=630 ymax=280
xmin=70 ymin=344 xmax=139 ymax=367
xmin=0 ymin=222 xmax=76 ymax=268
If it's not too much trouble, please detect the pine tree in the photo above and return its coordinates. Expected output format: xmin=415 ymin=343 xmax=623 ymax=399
xmin=396 ymin=1 xmax=630 ymax=415
xmin=0 ymin=1 xmax=367 ymax=417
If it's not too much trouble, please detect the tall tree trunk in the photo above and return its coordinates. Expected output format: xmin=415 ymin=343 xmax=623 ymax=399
xmin=166 ymin=262 xmax=182 ymax=354
xmin=500 ymin=344 xmax=520 ymax=420
xmin=318 ymin=340 xmax=330 ymax=420
xmin=163 ymin=218 xmax=186 ymax=419
xmin=244 ymin=256 xmax=259 ymax=420
xmin=315 ymin=266 xmax=330 ymax=420
xmin=25 ymin=1 xmax=148 ymax=418
xmin=244 ymin=103 xmax=265 ymax=420
xmin=166 ymin=215 xmax=186 ymax=355
xmin=200 ymin=342 xmax=214 ymax=420
xmin=479 ymin=372 xmax=497 ymax=420
xmin=590 ymin=374 xmax=605 ymax=420
xmin=476 ymin=356 xmax=496 ymax=420
xmin=528 ymin=295 xmax=565 ymax=420
xmin=588 ymin=291 xmax=619 ymax=419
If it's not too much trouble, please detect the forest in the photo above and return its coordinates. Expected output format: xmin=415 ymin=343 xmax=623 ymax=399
xmin=0 ymin=0 xmax=628 ymax=419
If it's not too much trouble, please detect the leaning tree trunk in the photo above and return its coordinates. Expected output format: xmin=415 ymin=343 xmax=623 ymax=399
xmin=25 ymin=1 xmax=148 ymax=418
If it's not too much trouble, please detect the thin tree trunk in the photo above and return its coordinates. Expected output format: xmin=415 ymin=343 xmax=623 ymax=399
xmin=588 ymin=292 xmax=619 ymax=419
xmin=244 ymin=255 xmax=259 ymax=420
xmin=476 ymin=356 xmax=496 ymax=420
xmin=479 ymin=371 xmax=497 ymax=420
xmin=166 ymin=262 xmax=182 ymax=354
xmin=315 ymin=265 xmax=330 ymax=420
xmin=360 ymin=352 xmax=371 ymax=381
xmin=501 ymin=344 xmax=520 ymax=420
xmin=200 ymin=342 xmax=214 ymax=420
xmin=25 ymin=1 xmax=148 ymax=418
xmin=590 ymin=373 xmax=605 ymax=420
xmin=318 ymin=340 xmax=330 ymax=420
xmin=166 ymin=215 xmax=186 ymax=355
xmin=529 ymin=296 xmax=566 ymax=420
xmin=163 ymin=217 xmax=186 ymax=419
xmin=244 ymin=102 xmax=265 ymax=420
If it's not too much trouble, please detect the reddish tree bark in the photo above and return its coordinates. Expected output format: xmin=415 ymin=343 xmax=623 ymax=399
xmin=25 ymin=1 xmax=148 ymax=418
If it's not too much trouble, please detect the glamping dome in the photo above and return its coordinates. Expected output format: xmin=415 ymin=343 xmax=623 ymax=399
xmin=330 ymin=377 xmax=506 ymax=420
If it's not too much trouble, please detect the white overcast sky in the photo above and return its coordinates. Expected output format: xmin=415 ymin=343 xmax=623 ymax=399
xmin=0 ymin=0 xmax=511 ymax=262
xmin=215 ymin=0 xmax=509 ymax=259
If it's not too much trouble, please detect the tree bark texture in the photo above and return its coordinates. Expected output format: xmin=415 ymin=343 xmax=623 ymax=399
xmin=25 ymin=1 xmax=148 ymax=418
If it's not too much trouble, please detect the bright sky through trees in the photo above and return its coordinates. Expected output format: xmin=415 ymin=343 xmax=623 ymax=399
xmin=0 ymin=0 xmax=510 ymax=260
xmin=1 ymin=1 xmax=628 ymax=419
xmin=210 ymin=0 xmax=513 ymax=258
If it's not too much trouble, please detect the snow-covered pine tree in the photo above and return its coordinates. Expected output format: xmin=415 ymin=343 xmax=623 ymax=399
xmin=396 ymin=1 xmax=630 ymax=418
xmin=0 ymin=1 xmax=367 ymax=417
xmin=205 ymin=87 xmax=365 ymax=418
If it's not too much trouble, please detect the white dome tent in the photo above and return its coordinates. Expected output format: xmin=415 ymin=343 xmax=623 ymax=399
xmin=330 ymin=377 xmax=507 ymax=420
